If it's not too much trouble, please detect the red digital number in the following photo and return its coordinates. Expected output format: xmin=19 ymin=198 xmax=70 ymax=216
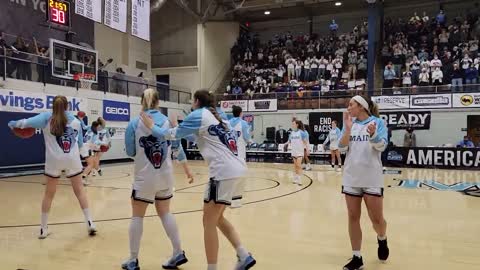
xmin=51 ymin=8 xmax=66 ymax=24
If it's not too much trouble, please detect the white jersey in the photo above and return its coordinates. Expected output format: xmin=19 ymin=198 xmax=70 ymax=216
xmin=289 ymin=130 xmax=307 ymax=157
xmin=125 ymin=110 xmax=187 ymax=190
xmin=229 ymin=117 xmax=251 ymax=160
xmin=10 ymin=112 xmax=83 ymax=176
xmin=323 ymin=127 xmax=341 ymax=150
xmin=97 ymin=128 xmax=111 ymax=147
xmin=152 ymin=107 xmax=247 ymax=180
xmin=340 ymin=116 xmax=388 ymax=188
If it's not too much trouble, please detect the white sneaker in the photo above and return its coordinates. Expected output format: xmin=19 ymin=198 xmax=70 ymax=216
xmin=230 ymin=200 xmax=243 ymax=209
xmin=87 ymin=221 xmax=97 ymax=236
xmin=305 ymin=164 xmax=312 ymax=171
xmin=38 ymin=227 xmax=49 ymax=239
xmin=293 ymin=176 xmax=302 ymax=185
xmin=336 ymin=167 xmax=342 ymax=172
xmin=92 ymin=170 xmax=97 ymax=177
xmin=82 ymin=176 xmax=89 ymax=186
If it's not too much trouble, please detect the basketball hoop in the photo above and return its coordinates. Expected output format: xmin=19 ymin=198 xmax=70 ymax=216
xmin=74 ymin=73 xmax=95 ymax=89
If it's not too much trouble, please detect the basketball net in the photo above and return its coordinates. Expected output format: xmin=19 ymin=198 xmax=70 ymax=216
xmin=74 ymin=73 xmax=95 ymax=89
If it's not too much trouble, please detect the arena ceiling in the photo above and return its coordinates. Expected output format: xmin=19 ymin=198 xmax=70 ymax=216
xmin=153 ymin=0 xmax=467 ymax=23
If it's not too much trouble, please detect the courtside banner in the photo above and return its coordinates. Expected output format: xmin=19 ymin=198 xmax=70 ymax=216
xmin=220 ymin=100 xmax=248 ymax=112
xmin=247 ymin=99 xmax=277 ymax=112
xmin=0 ymin=89 xmax=88 ymax=113
xmin=372 ymin=95 xmax=410 ymax=110
xmin=379 ymin=111 xmax=431 ymax=130
xmin=452 ymin=93 xmax=480 ymax=108
xmin=386 ymin=147 xmax=480 ymax=170
xmin=410 ymin=94 xmax=452 ymax=109
xmin=309 ymin=112 xmax=343 ymax=145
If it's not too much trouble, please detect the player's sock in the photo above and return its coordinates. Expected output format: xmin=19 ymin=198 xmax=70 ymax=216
xmin=82 ymin=208 xmax=93 ymax=223
xmin=378 ymin=235 xmax=387 ymax=241
xmin=352 ymin=250 xmax=362 ymax=258
xmin=41 ymin=212 xmax=48 ymax=230
xmin=129 ymin=217 xmax=144 ymax=260
xmin=207 ymin=264 xmax=217 ymax=270
xmin=160 ymin=213 xmax=182 ymax=256
xmin=236 ymin=246 xmax=249 ymax=261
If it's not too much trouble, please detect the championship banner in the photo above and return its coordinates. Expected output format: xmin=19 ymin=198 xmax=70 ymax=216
xmin=308 ymin=112 xmax=343 ymax=144
xmin=247 ymin=99 xmax=277 ymax=112
xmin=132 ymin=0 xmax=150 ymax=41
xmin=410 ymin=94 xmax=452 ymax=109
xmin=220 ymin=100 xmax=248 ymax=112
xmin=0 ymin=89 xmax=88 ymax=113
xmin=386 ymin=147 xmax=480 ymax=170
xmin=104 ymin=0 xmax=127 ymax=33
xmin=379 ymin=111 xmax=431 ymax=130
xmin=452 ymin=93 xmax=480 ymax=108
xmin=75 ymin=0 xmax=102 ymax=23
xmin=372 ymin=95 xmax=410 ymax=110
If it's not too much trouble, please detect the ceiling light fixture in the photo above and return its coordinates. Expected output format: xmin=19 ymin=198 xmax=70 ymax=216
xmin=335 ymin=2 xmax=342 ymax=6
xmin=264 ymin=10 xmax=271 ymax=15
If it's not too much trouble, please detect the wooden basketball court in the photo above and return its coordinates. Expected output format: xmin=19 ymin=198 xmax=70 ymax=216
xmin=1 ymin=161 xmax=479 ymax=270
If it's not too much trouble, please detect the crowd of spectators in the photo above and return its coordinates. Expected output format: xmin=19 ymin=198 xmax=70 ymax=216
xmin=227 ymin=20 xmax=369 ymax=98
xmin=382 ymin=6 xmax=480 ymax=92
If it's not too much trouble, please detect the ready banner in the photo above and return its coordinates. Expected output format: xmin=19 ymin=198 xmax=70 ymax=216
xmin=103 ymin=100 xmax=130 ymax=121
xmin=410 ymin=94 xmax=452 ymax=109
xmin=386 ymin=147 xmax=480 ymax=170
xmin=0 ymin=89 xmax=88 ymax=113
xmin=247 ymin=99 xmax=277 ymax=112
xmin=131 ymin=0 xmax=150 ymax=41
xmin=220 ymin=100 xmax=248 ymax=112
xmin=452 ymin=93 xmax=480 ymax=108
xmin=380 ymin=111 xmax=431 ymax=130
xmin=104 ymin=0 xmax=127 ymax=33
xmin=75 ymin=0 xmax=102 ymax=23
xmin=308 ymin=112 xmax=343 ymax=144
xmin=372 ymin=95 xmax=410 ymax=110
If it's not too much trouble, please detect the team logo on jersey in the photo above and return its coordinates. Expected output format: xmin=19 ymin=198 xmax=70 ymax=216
xmin=208 ymin=124 xmax=238 ymax=155
xmin=56 ymin=127 xmax=78 ymax=153
xmin=139 ymin=135 xmax=170 ymax=169
xmin=99 ymin=133 xmax=105 ymax=141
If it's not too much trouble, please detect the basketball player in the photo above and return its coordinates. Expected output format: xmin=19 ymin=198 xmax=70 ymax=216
xmin=229 ymin=105 xmax=253 ymax=208
xmin=338 ymin=95 xmax=389 ymax=270
xmin=8 ymin=96 xmax=97 ymax=238
xmin=301 ymin=126 xmax=312 ymax=171
xmin=81 ymin=121 xmax=101 ymax=185
xmin=140 ymin=90 xmax=256 ymax=270
xmin=121 ymin=88 xmax=194 ymax=270
xmin=285 ymin=120 xmax=308 ymax=185
xmin=93 ymin=117 xmax=109 ymax=176
xmin=322 ymin=120 xmax=342 ymax=171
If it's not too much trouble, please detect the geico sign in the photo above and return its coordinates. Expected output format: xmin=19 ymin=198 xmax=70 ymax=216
xmin=106 ymin=107 xmax=129 ymax=115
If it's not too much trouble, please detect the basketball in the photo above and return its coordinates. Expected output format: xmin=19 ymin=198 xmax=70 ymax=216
xmin=77 ymin=111 xmax=86 ymax=118
xmin=12 ymin=127 xmax=36 ymax=139
xmin=100 ymin=145 xmax=110 ymax=152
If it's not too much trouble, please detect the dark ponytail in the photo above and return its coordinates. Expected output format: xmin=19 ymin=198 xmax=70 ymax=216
xmin=194 ymin=89 xmax=228 ymax=130
xmin=50 ymin=96 xmax=68 ymax=137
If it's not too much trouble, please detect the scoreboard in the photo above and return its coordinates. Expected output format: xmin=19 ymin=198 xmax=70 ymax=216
xmin=46 ymin=0 xmax=71 ymax=29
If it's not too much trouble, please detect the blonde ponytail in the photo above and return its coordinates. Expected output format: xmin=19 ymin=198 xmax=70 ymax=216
xmin=141 ymin=88 xmax=160 ymax=111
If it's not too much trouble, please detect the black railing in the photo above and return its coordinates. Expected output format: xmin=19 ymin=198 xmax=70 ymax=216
xmin=0 ymin=48 xmax=191 ymax=104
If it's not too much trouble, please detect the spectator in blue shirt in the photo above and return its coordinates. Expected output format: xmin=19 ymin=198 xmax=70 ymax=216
xmin=233 ymin=85 xmax=242 ymax=95
xmin=458 ymin=136 xmax=475 ymax=148
xmin=330 ymin=20 xmax=339 ymax=36
xmin=383 ymin=63 xmax=396 ymax=88
xmin=436 ymin=10 xmax=446 ymax=26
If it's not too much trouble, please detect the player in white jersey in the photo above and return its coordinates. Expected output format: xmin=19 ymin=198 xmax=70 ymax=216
xmin=338 ymin=95 xmax=389 ymax=270
xmin=121 ymin=89 xmax=194 ymax=270
xmin=301 ymin=127 xmax=312 ymax=171
xmin=92 ymin=117 xmax=110 ymax=176
xmin=229 ymin=105 xmax=253 ymax=208
xmin=140 ymin=90 xmax=256 ymax=270
xmin=322 ymin=120 xmax=342 ymax=171
xmin=8 ymin=96 xmax=97 ymax=238
xmin=286 ymin=120 xmax=309 ymax=185
xmin=80 ymin=121 xmax=101 ymax=185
